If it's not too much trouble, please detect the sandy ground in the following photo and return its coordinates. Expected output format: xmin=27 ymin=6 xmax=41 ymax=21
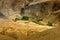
xmin=0 ymin=19 xmax=53 ymax=40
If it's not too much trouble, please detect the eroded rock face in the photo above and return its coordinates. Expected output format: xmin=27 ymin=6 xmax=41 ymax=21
xmin=0 ymin=0 xmax=60 ymax=24
xmin=0 ymin=0 xmax=52 ymax=19
xmin=0 ymin=0 xmax=29 ymax=20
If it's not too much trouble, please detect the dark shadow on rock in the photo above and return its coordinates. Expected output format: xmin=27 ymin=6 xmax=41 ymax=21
xmin=0 ymin=12 xmax=8 ymax=19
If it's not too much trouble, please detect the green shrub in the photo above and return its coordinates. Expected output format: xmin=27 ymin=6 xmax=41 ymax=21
xmin=29 ymin=0 xmax=33 ymax=2
xmin=14 ymin=18 xmax=20 ymax=22
xmin=14 ymin=16 xmax=44 ymax=25
xmin=35 ymin=18 xmax=42 ymax=21
xmin=14 ymin=16 xmax=29 ymax=22
xmin=21 ymin=16 xmax=29 ymax=20
xmin=47 ymin=21 xmax=53 ymax=26
xmin=31 ymin=18 xmax=44 ymax=25
xmin=32 ymin=18 xmax=42 ymax=22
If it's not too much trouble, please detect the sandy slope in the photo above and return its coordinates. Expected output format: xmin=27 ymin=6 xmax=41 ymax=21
xmin=0 ymin=19 xmax=53 ymax=40
xmin=0 ymin=34 xmax=16 ymax=40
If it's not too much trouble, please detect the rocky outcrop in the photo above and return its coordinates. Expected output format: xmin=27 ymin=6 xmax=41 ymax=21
xmin=0 ymin=0 xmax=52 ymax=20
xmin=0 ymin=0 xmax=28 ymax=20
xmin=0 ymin=0 xmax=60 ymax=24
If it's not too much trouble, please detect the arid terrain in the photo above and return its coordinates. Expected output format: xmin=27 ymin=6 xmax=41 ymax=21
xmin=0 ymin=0 xmax=60 ymax=40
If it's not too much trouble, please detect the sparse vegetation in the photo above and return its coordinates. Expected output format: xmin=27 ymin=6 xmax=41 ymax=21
xmin=31 ymin=18 xmax=44 ymax=25
xmin=14 ymin=16 xmax=44 ymax=25
xmin=47 ymin=21 xmax=53 ymax=26
xmin=29 ymin=0 xmax=33 ymax=2
xmin=14 ymin=16 xmax=53 ymax=26
xmin=14 ymin=16 xmax=29 ymax=22
xmin=21 ymin=16 xmax=29 ymax=20
xmin=14 ymin=18 xmax=21 ymax=22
